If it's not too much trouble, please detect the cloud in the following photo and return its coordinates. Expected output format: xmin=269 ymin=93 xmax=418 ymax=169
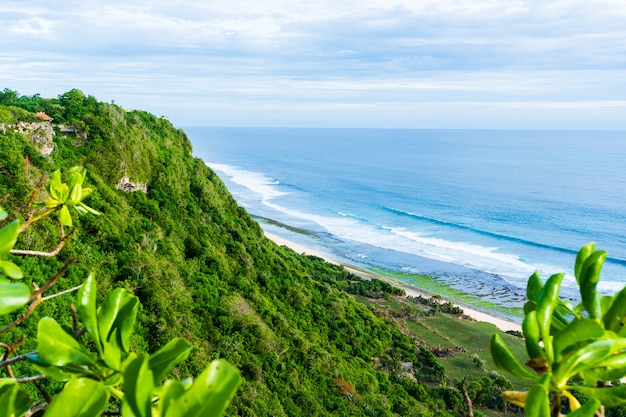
xmin=1 ymin=0 xmax=626 ymax=127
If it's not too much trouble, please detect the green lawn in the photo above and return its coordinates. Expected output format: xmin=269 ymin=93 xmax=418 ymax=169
xmin=354 ymin=294 xmax=531 ymax=390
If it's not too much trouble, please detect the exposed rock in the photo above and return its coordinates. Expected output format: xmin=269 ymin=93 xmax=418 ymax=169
xmin=0 ymin=121 xmax=55 ymax=156
xmin=116 ymin=176 xmax=147 ymax=193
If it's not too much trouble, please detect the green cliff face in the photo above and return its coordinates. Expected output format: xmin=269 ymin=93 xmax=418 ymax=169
xmin=0 ymin=90 xmax=463 ymax=417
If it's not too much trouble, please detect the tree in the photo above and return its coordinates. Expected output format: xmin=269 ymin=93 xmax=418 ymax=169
xmin=0 ymin=167 xmax=240 ymax=416
xmin=0 ymin=88 xmax=19 ymax=105
xmin=491 ymin=243 xmax=626 ymax=417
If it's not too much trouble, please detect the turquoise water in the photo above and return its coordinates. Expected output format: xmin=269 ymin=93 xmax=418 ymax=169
xmin=186 ymin=127 xmax=626 ymax=307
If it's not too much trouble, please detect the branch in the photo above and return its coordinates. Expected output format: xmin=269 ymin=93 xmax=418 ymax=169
xmin=41 ymin=284 xmax=82 ymax=302
xmin=31 ymin=257 xmax=76 ymax=299
xmin=26 ymin=403 xmax=48 ymax=417
xmin=14 ymin=374 xmax=46 ymax=383
xmin=0 ymin=258 xmax=76 ymax=336
xmin=0 ymin=351 xmax=37 ymax=369
xmin=10 ymin=228 xmax=75 ymax=257
xmin=0 ymin=335 xmax=25 ymax=377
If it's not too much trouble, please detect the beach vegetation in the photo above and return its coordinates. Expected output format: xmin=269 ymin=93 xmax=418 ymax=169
xmin=491 ymin=243 xmax=626 ymax=417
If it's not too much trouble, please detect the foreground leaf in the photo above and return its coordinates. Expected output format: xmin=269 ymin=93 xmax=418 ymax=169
xmin=0 ymin=220 xmax=19 ymax=258
xmin=44 ymin=378 xmax=108 ymax=417
xmin=490 ymin=333 xmax=538 ymax=381
xmin=167 ymin=359 xmax=241 ymax=417
xmin=573 ymin=383 xmax=626 ymax=407
xmin=38 ymin=317 xmax=95 ymax=368
xmin=77 ymin=274 xmax=101 ymax=356
xmin=0 ymin=379 xmax=31 ymax=417
xmin=123 ymin=355 xmax=154 ymax=417
xmin=0 ymin=260 xmax=24 ymax=279
xmin=0 ymin=282 xmax=31 ymax=315
xmin=149 ymin=338 xmax=193 ymax=384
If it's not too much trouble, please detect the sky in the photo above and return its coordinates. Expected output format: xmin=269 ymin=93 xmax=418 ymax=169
xmin=2 ymin=1 xmax=626 ymax=129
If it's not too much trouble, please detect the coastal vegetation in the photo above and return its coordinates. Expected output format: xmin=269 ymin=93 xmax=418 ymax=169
xmin=2 ymin=88 xmax=626 ymax=417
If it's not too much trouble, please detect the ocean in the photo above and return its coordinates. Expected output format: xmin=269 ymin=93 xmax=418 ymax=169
xmin=185 ymin=127 xmax=626 ymax=312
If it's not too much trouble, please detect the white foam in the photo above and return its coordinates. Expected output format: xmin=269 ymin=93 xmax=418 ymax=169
xmin=206 ymin=162 xmax=289 ymax=202
xmin=205 ymin=161 xmax=605 ymax=289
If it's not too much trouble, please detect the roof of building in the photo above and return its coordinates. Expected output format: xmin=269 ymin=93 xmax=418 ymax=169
xmin=35 ymin=112 xmax=53 ymax=121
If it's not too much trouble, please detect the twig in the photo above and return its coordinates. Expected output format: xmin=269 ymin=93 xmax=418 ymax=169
xmin=14 ymin=374 xmax=46 ymax=383
xmin=41 ymin=284 xmax=82 ymax=301
xmin=0 ymin=335 xmax=25 ymax=377
xmin=11 ymin=228 xmax=75 ymax=257
xmin=31 ymin=257 xmax=76 ymax=299
xmin=71 ymin=303 xmax=79 ymax=338
xmin=25 ymin=403 xmax=48 ymax=417
xmin=0 ymin=351 xmax=37 ymax=369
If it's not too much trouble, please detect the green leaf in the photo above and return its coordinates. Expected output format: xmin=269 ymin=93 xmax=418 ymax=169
xmin=77 ymin=201 xmax=101 ymax=216
xmin=579 ymin=250 xmax=606 ymax=319
xmin=553 ymin=338 xmax=614 ymax=386
xmin=524 ymin=378 xmax=550 ymax=417
xmin=44 ymin=378 xmax=108 ymax=417
xmin=69 ymin=183 xmax=82 ymax=204
xmin=575 ymin=243 xmax=595 ymax=285
xmin=149 ymin=338 xmax=193 ymax=384
xmin=0 ymin=206 xmax=7 ymax=220
xmin=522 ymin=310 xmax=543 ymax=359
xmin=0 ymin=260 xmax=24 ymax=279
xmin=48 ymin=170 xmax=63 ymax=201
xmin=113 ymin=294 xmax=138 ymax=353
xmin=77 ymin=274 xmax=101 ymax=356
xmin=26 ymin=353 xmax=74 ymax=381
xmin=0 ymin=282 xmax=31 ymax=315
xmin=567 ymin=398 xmax=601 ymax=417
xmin=603 ymin=286 xmax=626 ymax=332
xmin=37 ymin=317 xmax=95 ymax=368
xmin=0 ymin=220 xmax=19 ymax=258
xmin=553 ymin=318 xmax=604 ymax=360
xmin=0 ymin=379 xmax=31 ymax=417
xmin=490 ymin=333 xmax=538 ymax=381
xmin=123 ymin=354 xmax=154 ymax=417
xmin=158 ymin=380 xmax=187 ymax=417
xmin=167 ymin=359 xmax=241 ymax=417
xmin=59 ymin=205 xmax=73 ymax=228
xmin=536 ymin=272 xmax=564 ymax=362
xmin=573 ymin=383 xmax=626 ymax=407
xmin=97 ymin=288 xmax=138 ymax=368
xmin=526 ymin=271 xmax=543 ymax=302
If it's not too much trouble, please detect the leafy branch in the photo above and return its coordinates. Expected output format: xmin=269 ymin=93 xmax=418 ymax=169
xmin=0 ymin=167 xmax=241 ymax=416
xmin=491 ymin=243 xmax=626 ymax=417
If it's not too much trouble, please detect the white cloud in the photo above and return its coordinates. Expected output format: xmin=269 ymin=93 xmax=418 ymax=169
xmin=1 ymin=0 xmax=626 ymax=128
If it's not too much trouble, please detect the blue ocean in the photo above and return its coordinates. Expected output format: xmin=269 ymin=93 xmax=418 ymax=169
xmin=185 ymin=127 xmax=626 ymax=310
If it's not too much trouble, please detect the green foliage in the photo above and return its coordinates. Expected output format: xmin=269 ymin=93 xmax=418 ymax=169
xmin=0 ymin=167 xmax=241 ymax=416
xmin=491 ymin=243 xmax=626 ymax=416
xmin=0 ymin=89 xmax=471 ymax=416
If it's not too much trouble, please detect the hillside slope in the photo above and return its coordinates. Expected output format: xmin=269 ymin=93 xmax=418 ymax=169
xmin=1 ymin=90 xmax=503 ymax=416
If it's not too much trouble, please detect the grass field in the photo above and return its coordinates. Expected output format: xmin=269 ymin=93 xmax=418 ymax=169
xmin=353 ymin=294 xmax=531 ymax=390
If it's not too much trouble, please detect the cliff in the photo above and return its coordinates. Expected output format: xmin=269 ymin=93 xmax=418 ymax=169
xmin=0 ymin=91 xmax=466 ymax=417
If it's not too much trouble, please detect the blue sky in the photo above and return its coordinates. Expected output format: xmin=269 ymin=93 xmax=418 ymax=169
xmin=2 ymin=1 xmax=626 ymax=128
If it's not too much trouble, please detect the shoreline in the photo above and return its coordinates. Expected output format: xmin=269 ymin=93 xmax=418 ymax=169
xmin=264 ymin=231 xmax=522 ymax=333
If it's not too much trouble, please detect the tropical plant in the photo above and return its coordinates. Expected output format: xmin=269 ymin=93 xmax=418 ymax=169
xmin=0 ymin=167 xmax=240 ymax=416
xmin=491 ymin=243 xmax=626 ymax=417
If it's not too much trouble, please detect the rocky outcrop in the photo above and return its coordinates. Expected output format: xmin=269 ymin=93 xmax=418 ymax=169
xmin=0 ymin=121 xmax=55 ymax=155
xmin=116 ymin=176 xmax=147 ymax=193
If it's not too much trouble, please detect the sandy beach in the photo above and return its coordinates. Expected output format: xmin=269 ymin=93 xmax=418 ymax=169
xmin=264 ymin=231 xmax=522 ymax=333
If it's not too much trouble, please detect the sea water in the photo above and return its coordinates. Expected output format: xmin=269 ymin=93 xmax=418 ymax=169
xmin=185 ymin=127 xmax=626 ymax=309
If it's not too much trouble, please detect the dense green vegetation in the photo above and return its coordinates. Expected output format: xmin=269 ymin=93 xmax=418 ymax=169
xmin=1 ymin=88 xmax=521 ymax=416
